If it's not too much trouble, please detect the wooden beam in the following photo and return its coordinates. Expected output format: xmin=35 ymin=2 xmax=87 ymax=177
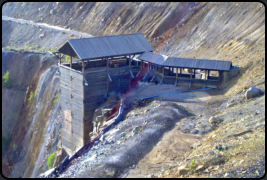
xmin=106 ymin=58 xmax=109 ymax=94
xmin=190 ymin=69 xmax=192 ymax=80
xmin=176 ymin=67 xmax=178 ymax=79
xmin=129 ymin=57 xmax=131 ymax=70
xmin=107 ymin=73 xmax=112 ymax=82
xmin=82 ymin=60 xmax=85 ymax=143
xmin=70 ymin=56 xmax=72 ymax=69
xmin=130 ymin=70 xmax=134 ymax=78
xmin=162 ymin=67 xmax=165 ymax=77
xmin=150 ymin=75 xmax=156 ymax=82
xmin=82 ymin=61 xmax=85 ymax=79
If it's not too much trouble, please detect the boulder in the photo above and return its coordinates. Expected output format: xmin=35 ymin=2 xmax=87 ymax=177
xmin=177 ymin=165 xmax=190 ymax=175
xmin=39 ymin=34 xmax=45 ymax=39
xmin=245 ymin=86 xmax=261 ymax=99
xmin=195 ymin=165 xmax=206 ymax=172
xmin=50 ymin=9 xmax=56 ymax=15
xmin=53 ymin=148 xmax=68 ymax=168
xmin=209 ymin=116 xmax=223 ymax=126
xmin=190 ymin=129 xmax=199 ymax=134
xmin=132 ymin=126 xmax=142 ymax=135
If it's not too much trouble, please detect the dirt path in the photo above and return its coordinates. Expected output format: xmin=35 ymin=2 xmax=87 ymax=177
xmin=124 ymin=130 xmax=201 ymax=178
xmin=2 ymin=16 xmax=93 ymax=38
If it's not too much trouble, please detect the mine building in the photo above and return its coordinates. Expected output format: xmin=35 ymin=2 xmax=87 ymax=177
xmin=56 ymin=33 xmax=239 ymax=155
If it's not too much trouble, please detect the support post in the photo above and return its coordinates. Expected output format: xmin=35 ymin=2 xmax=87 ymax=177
xmin=70 ymin=56 xmax=72 ymax=69
xmin=176 ymin=67 xmax=178 ymax=79
xmin=106 ymin=58 xmax=109 ymax=93
xmin=190 ymin=69 xmax=192 ymax=80
xmin=129 ymin=57 xmax=131 ymax=70
xmin=82 ymin=60 xmax=85 ymax=143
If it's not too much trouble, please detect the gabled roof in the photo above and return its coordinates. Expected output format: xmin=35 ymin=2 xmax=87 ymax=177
xmin=58 ymin=33 xmax=154 ymax=60
xmin=137 ymin=52 xmax=232 ymax=71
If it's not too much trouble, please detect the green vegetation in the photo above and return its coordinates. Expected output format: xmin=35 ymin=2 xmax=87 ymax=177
xmin=2 ymin=135 xmax=11 ymax=152
xmin=190 ymin=158 xmax=196 ymax=172
xmin=13 ymin=143 xmax=17 ymax=150
xmin=3 ymin=71 xmax=11 ymax=88
xmin=53 ymin=93 xmax=60 ymax=105
xmin=28 ymin=91 xmax=34 ymax=101
xmin=4 ymin=43 xmax=58 ymax=54
xmin=28 ymin=90 xmax=37 ymax=102
xmin=47 ymin=152 xmax=56 ymax=169
xmin=65 ymin=55 xmax=71 ymax=62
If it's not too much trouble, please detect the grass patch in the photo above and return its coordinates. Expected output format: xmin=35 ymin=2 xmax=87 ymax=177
xmin=190 ymin=158 xmax=196 ymax=172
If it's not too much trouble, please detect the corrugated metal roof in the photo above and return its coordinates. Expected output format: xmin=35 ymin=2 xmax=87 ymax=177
xmin=58 ymin=33 xmax=154 ymax=60
xmin=137 ymin=52 xmax=232 ymax=71
xmin=137 ymin=51 xmax=168 ymax=64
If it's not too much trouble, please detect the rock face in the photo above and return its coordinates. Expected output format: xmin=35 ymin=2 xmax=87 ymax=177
xmin=2 ymin=50 xmax=56 ymax=137
xmin=53 ymin=148 xmax=68 ymax=168
xmin=245 ymin=86 xmax=261 ymax=99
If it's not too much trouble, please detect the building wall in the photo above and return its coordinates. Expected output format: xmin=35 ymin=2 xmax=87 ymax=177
xmin=223 ymin=68 xmax=240 ymax=84
xmin=60 ymin=66 xmax=84 ymax=156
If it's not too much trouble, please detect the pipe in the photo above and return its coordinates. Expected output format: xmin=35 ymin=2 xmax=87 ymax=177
xmin=140 ymin=88 xmax=213 ymax=100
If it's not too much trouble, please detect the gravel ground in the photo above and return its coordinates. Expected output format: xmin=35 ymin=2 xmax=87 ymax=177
xmin=59 ymin=100 xmax=189 ymax=178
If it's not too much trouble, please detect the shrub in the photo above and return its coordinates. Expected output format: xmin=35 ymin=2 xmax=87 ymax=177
xmin=28 ymin=91 xmax=34 ymax=101
xmin=53 ymin=93 xmax=60 ymax=105
xmin=13 ymin=143 xmax=17 ymax=150
xmin=28 ymin=90 xmax=37 ymax=102
xmin=47 ymin=152 xmax=56 ymax=169
xmin=65 ymin=55 xmax=71 ymax=62
xmin=3 ymin=71 xmax=11 ymax=88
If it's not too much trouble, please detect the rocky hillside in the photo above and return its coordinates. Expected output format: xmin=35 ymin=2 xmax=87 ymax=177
xmin=2 ymin=2 xmax=265 ymax=95
xmin=2 ymin=51 xmax=60 ymax=178
xmin=2 ymin=2 xmax=265 ymax=178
